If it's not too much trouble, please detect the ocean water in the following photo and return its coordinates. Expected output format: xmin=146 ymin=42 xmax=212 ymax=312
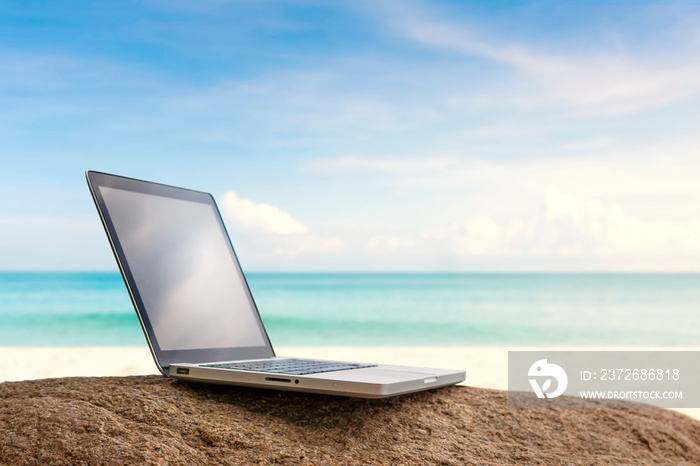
xmin=0 ymin=272 xmax=699 ymax=347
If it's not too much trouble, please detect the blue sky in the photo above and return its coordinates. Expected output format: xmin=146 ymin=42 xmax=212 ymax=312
xmin=1 ymin=0 xmax=700 ymax=271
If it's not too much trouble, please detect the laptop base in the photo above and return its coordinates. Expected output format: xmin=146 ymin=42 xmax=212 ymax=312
xmin=169 ymin=360 xmax=465 ymax=398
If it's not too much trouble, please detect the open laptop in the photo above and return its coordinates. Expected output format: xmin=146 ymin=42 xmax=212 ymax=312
xmin=86 ymin=170 xmax=465 ymax=398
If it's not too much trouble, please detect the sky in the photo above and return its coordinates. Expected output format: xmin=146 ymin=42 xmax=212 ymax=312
xmin=1 ymin=0 xmax=700 ymax=272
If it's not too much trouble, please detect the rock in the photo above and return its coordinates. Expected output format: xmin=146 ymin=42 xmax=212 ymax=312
xmin=1 ymin=375 xmax=699 ymax=465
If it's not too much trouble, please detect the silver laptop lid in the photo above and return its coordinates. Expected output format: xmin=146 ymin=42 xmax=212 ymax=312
xmin=86 ymin=170 xmax=275 ymax=373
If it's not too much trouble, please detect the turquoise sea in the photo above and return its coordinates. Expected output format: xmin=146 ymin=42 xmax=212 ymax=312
xmin=1 ymin=272 xmax=699 ymax=347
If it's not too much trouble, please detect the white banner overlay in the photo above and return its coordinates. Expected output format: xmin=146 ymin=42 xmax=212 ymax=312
xmin=508 ymin=351 xmax=700 ymax=409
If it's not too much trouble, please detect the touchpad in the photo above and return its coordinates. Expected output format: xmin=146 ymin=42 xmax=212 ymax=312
xmin=363 ymin=369 xmax=433 ymax=380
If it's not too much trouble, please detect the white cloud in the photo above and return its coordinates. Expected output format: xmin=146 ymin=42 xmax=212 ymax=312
xmin=310 ymin=140 xmax=700 ymax=270
xmin=219 ymin=191 xmax=342 ymax=259
xmin=381 ymin=2 xmax=700 ymax=116
xmin=426 ymin=188 xmax=700 ymax=267
xmin=366 ymin=235 xmax=415 ymax=253
xmin=221 ymin=191 xmax=308 ymax=235
xmin=439 ymin=216 xmax=507 ymax=256
xmin=312 ymin=136 xmax=700 ymax=196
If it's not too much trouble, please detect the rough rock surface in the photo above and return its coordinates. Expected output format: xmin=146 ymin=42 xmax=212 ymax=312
xmin=1 ymin=375 xmax=699 ymax=465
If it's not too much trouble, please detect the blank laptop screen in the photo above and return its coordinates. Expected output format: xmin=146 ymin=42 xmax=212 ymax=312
xmin=98 ymin=186 xmax=267 ymax=351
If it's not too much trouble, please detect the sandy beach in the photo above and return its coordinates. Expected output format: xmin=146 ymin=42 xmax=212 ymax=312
xmin=2 ymin=346 xmax=698 ymax=420
xmin=0 ymin=345 xmax=515 ymax=387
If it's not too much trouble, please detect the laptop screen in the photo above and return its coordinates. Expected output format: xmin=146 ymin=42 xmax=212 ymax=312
xmin=99 ymin=186 xmax=267 ymax=351
xmin=87 ymin=171 xmax=274 ymax=370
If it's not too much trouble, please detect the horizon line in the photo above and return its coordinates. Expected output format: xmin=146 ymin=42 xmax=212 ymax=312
xmin=1 ymin=270 xmax=699 ymax=275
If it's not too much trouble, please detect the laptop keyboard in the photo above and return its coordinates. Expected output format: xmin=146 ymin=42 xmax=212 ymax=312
xmin=201 ymin=358 xmax=377 ymax=375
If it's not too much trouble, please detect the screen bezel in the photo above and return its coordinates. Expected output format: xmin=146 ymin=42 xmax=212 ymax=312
xmin=86 ymin=170 xmax=275 ymax=373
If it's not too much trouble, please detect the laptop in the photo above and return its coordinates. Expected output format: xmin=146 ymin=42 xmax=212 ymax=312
xmin=86 ymin=170 xmax=465 ymax=398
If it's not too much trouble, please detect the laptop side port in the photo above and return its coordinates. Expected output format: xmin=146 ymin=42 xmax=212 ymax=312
xmin=265 ymin=377 xmax=292 ymax=383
